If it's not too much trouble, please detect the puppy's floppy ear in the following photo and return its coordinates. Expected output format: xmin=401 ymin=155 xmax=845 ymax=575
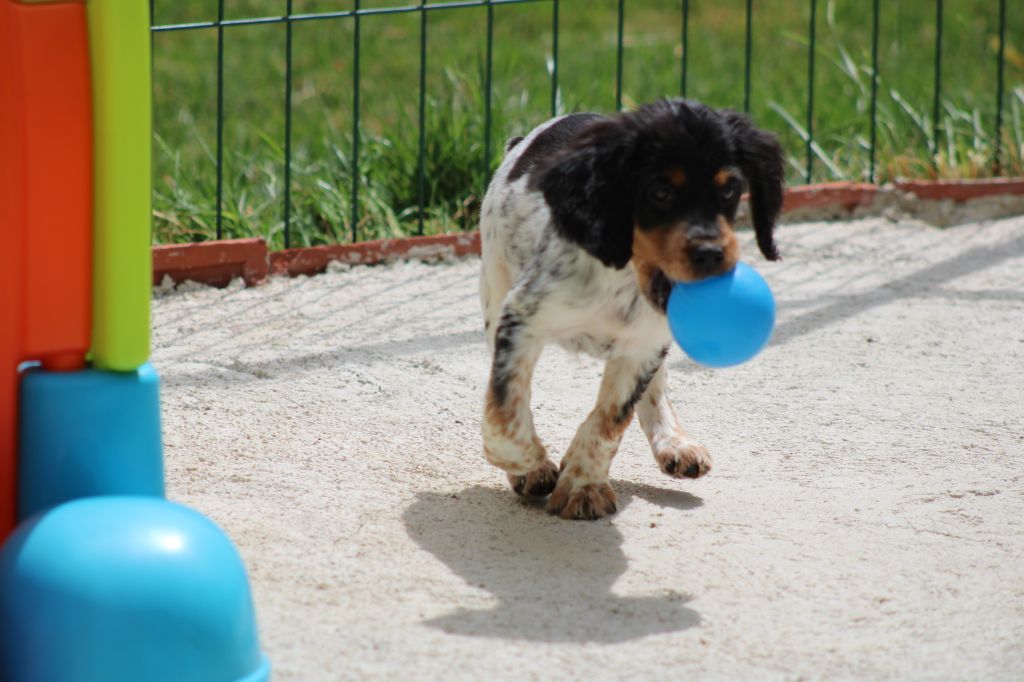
xmin=722 ymin=110 xmax=785 ymax=261
xmin=532 ymin=121 xmax=636 ymax=269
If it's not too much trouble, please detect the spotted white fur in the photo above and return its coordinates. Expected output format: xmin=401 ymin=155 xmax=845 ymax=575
xmin=479 ymin=115 xmax=712 ymax=520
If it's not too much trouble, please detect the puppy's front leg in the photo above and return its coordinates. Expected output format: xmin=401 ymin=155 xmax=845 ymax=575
xmin=548 ymin=349 xmax=667 ymax=520
xmin=636 ymin=364 xmax=712 ymax=479
xmin=483 ymin=299 xmax=559 ymax=498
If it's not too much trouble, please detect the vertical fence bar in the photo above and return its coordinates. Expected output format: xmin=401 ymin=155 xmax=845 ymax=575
xmin=417 ymin=0 xmax=427 ymax=236
xmin=615 ymin=0 xmax=625 ymax=111
xmin=743 ymin=0 xmax=752 ymax=113
xmin=680 ymin=0 xmax=689 ymax=97
xmin=994 ymin=0 xmax=1006 ymax=173
xmin=351 ymin=0 xmax=361 ymax=244
xmin=283 ymin=0 xmax=293 ymax=249
xmin=483 ymin=0 xmax=494 ymax=185
xmin=932 ymin=0 xmax=943 ymax=157
xmin=551 ymin=0 xmax=559 ymax=117
xmin=805 ymin=0 xmax=817 ymax=183
xmin=868 ymin=0 xmax=880 ymax=182
xmin=215 ymin=0 xmax=225 ymax=239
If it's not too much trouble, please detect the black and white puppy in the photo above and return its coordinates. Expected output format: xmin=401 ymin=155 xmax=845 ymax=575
xmin=479 ymin=98 xmax=784 ymax=520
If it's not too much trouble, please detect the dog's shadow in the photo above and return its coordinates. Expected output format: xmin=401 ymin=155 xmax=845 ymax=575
xmin=402 ymin=482 xmax=702 ymax=643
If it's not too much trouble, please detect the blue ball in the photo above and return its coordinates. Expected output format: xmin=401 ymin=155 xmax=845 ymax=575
xmin=667 ymin=262 xmax=776 ymax=368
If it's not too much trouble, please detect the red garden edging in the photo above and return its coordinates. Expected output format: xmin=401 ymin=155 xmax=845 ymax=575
xmin=268 ymin=232 xmax=481 ymax=278
xmin=153 ymin=237 xmax=268 ymax=287
xmin=780 ymin=182 xmax=878 ymax=213
xmin=151 ymin=178 xmax=1024 ymax=288
xmin=894 ymin=177 xmax=1024 ymax=202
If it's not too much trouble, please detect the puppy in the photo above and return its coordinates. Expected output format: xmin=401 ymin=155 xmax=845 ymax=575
xmin=479 ymin=98 xmax=784 ymax=520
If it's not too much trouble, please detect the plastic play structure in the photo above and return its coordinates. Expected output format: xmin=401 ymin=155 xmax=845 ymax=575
xmin=0 ymin=2 xmax=269 ymax=680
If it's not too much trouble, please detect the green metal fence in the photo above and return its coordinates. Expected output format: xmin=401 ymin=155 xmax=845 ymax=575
xmin=151 ymin=1 xmax=1018 ymax=249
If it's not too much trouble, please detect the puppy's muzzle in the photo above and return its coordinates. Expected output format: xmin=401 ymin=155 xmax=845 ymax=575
xmin=686 ymin=222 xmax=727 ymax=277
xmin=689 ymin=244 xmax=725 ymax=276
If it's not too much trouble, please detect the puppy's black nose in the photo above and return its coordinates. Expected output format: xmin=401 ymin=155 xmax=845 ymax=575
xmin=690 ymin=244 xmax=724 ymax=275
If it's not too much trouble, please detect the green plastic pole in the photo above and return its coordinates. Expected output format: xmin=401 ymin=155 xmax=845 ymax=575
xmin=87 ymin=0 xmax=152 ymax=371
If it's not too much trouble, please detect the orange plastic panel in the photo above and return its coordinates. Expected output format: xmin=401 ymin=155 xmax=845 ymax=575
xmin=20 ymin=3 xmax=93 ymax=366
xmin=0 ymin=0 xmax=92 ymax=539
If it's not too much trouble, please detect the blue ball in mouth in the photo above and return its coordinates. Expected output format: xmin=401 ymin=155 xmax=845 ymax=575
xmin=667 ymin=262 xmax=776 ymax=368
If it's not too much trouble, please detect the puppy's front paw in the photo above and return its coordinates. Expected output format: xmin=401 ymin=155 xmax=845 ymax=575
xmin=547 ymin=480 xmax=618 ymax=520
xmin=483 ymin=433 xmax=548 ymax=476
xmin=508 ymin=458 xmax=560 ymax=498
xmin=655 ymin=438 xmax=712 ymax=479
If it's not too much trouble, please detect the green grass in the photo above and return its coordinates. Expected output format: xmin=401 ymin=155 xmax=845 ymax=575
xmin=153 ymin=0 xmax=1024 ymax=249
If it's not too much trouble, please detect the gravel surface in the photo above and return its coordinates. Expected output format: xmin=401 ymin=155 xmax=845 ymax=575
xmin=153 ymin=215 xmax=1024 ymax=681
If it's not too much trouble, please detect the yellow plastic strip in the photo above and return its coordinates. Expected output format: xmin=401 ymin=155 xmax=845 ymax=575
xmin=87 ymin=0 xmax=151 ymax=371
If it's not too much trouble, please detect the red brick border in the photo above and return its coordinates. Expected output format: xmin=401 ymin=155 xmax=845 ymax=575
xmin=269 ymin=232 xmax=480 ymax=278
xmin=894 ymin=178 xmax=1024 ymax=202
xmin=780 ymin=182 xmax=878 ymax=213
xmin=151 ymin=178 xmax=1023 ymax=288
xmin=153 ymin=238 xmax=268 ymax=287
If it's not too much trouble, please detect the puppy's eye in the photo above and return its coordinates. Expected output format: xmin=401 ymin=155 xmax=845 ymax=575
xmin=721 ymin=180 xmax=741 ymax=202
xmin=647 ymin=185 xmax=673 ymax=205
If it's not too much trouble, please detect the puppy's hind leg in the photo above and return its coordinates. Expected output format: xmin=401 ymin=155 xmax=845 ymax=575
xmin=480 ymin=257 xmax=512 ymax=350
xmin=636 ymin=363 xmax=712 ymax=479
xmin=483 ymin=296 xmax=559 ymax=498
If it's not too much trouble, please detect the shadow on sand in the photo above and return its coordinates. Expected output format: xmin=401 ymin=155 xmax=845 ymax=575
xmin=403 ymin=482 xmax=702 ymax=643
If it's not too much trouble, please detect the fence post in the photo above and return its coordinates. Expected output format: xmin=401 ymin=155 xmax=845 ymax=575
xmin=352 ymin=0 xmax=362 ymax=243
xmin=616 ymin=0 xmax=625 ymax=111
xmin=484 ymin=0 xmax=494 ymax=185
xmin=551 ymin=0 xmax=559 ymax=117
xmin=417 ymin=0 xmax=427 ymax=236
xmin=932 ymin=0 xmax=943 ymax=160
xmin=215 ymin=0 xmax=225 ymax=239
xmin=283 ymin=0 xmax=293 ymax=248
xmin=869 ymin=0 xmax=880 ymax=183
xmin=680 ymin=0 xmax=689 ymax=97
xmin=743 ymin=0 xmax=752 ymax=113
xmin=805 ymin=0 xmax=817 ymax=184
xmin=994 ymin=0 xmax=1006 ymax=173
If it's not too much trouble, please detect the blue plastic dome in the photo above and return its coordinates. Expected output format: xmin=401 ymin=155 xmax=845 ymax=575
xmin=0 ymin=496 xmax=269 ymax=682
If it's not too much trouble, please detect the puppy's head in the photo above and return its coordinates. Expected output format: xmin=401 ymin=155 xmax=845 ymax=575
xmin=534 ymin=99 xmax=784 ymax=287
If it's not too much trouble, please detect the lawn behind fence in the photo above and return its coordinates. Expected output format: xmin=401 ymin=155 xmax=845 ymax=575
xmin=153 ymin=0 xmax=1024 ymax=249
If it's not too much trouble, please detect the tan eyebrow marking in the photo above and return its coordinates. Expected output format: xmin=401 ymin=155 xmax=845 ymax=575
xmin=714 ymin=169 xmax=737 ymax=188
xmin=666 ymin=167 xmax=686 ymax=187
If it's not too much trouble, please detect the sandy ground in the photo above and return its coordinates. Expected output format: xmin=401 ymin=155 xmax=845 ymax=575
xmin=152 ymin=215 xmax=1024 ymax=681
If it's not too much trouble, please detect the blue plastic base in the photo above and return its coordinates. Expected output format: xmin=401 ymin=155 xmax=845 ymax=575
xmin=0 ymin=496 xmax=269 ymax=682
xmin=18 ymin=363 xmax=164 ymax=521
